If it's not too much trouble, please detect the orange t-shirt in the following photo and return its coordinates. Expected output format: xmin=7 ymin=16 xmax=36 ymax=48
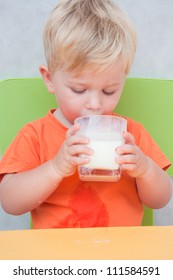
xmin=0 ymin=110 xmax=171 ymax=228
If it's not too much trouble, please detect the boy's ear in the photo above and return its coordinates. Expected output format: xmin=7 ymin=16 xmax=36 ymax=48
xmin=39 ymin=65 xmax=55 ymax=93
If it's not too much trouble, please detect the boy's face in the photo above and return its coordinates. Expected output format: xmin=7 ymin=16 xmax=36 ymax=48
xmin=44 ymin=61 xmax=126 ymax=125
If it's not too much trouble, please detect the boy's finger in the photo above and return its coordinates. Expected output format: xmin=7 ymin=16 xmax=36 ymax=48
xmin=66 ymin=123 xmax=80 ymax=138
xmin=66 ymin=134 xmax=90 ymax=146
xmin=123 ymin=131 xmax=135 ymax=145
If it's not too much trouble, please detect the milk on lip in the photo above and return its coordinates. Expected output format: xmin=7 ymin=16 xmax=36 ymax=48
xmin=84 ymin=132 xmax=124 ymax=170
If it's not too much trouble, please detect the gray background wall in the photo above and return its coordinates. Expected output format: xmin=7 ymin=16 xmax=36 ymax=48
xmin=0 ymin=0 xmax=173 ymax=230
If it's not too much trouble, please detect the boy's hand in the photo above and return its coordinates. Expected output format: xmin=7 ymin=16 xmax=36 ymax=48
xmin=51 ymin=124 xmax=93 ymax=178
xmin=116 ymin=131 xmax=150 ymax=178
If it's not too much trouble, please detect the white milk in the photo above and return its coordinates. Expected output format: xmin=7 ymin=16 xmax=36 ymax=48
xmin=84 ymin=132 xmax=124 ymax=170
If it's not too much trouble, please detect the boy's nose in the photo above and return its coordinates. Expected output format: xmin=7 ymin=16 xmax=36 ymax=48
xmin=86 ymin=92 xmax=101 ymax=111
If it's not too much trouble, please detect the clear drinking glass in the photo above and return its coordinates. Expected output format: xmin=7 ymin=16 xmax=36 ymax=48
xmin=75 ymin=115 xmax=127 ymax=182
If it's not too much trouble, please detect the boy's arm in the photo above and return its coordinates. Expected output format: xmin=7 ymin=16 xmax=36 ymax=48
xmin=0 ymin=124 xmax=92 ymax=215
xmin=136 ymin=158 xmax=172 ymax=208
xmin=116 ymin=131 xmax=172 ymax=208
xmin=0 ymin=160 xmax=63 ymax=215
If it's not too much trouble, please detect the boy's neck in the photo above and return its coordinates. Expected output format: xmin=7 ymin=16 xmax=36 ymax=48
xmin=53 ymin=108 xmax=72 ymax=128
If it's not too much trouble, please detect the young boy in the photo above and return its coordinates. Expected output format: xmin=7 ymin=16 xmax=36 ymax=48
xmin=0 ymin=0 xmax=172 ymax=229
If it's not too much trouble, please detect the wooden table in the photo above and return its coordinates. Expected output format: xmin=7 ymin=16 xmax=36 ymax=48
xmin=0 ymin=226 xmax=173 ymax=260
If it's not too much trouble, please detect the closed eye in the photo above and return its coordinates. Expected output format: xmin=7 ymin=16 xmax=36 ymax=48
xmin=102 ymin=90 xmax=116 ymax=95
xmin=71 ymin=88 xmax=86 ymax=94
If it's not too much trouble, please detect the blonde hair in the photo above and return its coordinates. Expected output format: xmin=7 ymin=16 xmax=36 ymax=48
xmin=43 ymin=0 xmax=137 ymax=74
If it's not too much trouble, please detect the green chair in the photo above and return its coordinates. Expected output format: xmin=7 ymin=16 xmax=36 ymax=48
xmin=115 ymin=78 xmax=173 ymax=176
xmin=1 ymin=77 xmax=173 ymax=226
xmin=115 ymin=78 xmax=173 ymax=226
xmin=0 ymin=78 xmax=56 ymax=154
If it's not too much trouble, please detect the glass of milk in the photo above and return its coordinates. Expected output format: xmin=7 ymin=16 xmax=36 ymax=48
xmin=75 ymin=115 xmax=127 ymax=182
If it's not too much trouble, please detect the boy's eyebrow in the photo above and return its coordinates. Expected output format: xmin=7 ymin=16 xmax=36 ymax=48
xmin=68 ymin=79 xmax=121 ymax=87
xmin=68 ymin=80 xmax=87 ymax=86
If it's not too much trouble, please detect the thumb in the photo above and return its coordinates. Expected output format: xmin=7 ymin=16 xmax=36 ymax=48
xmin=123 ymin=131 xmax=136 ymax=145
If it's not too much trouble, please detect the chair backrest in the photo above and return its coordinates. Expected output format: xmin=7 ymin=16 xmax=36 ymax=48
xmin=0 ymin=78 xmax=56 ymax=154
xmin=1 ymin=77 xmax=173 ymax=226
xmin=115 ymin=78 xmax=173 ymax=176
xmin=115 ymin=78 xmax=173 ymax=226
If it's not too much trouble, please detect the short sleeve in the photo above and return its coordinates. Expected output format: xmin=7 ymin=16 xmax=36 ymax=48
xmin=0 ymin=125 xmax=41 ymax=181
xmin=127 ymin=119 xmax=171 ymax=171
